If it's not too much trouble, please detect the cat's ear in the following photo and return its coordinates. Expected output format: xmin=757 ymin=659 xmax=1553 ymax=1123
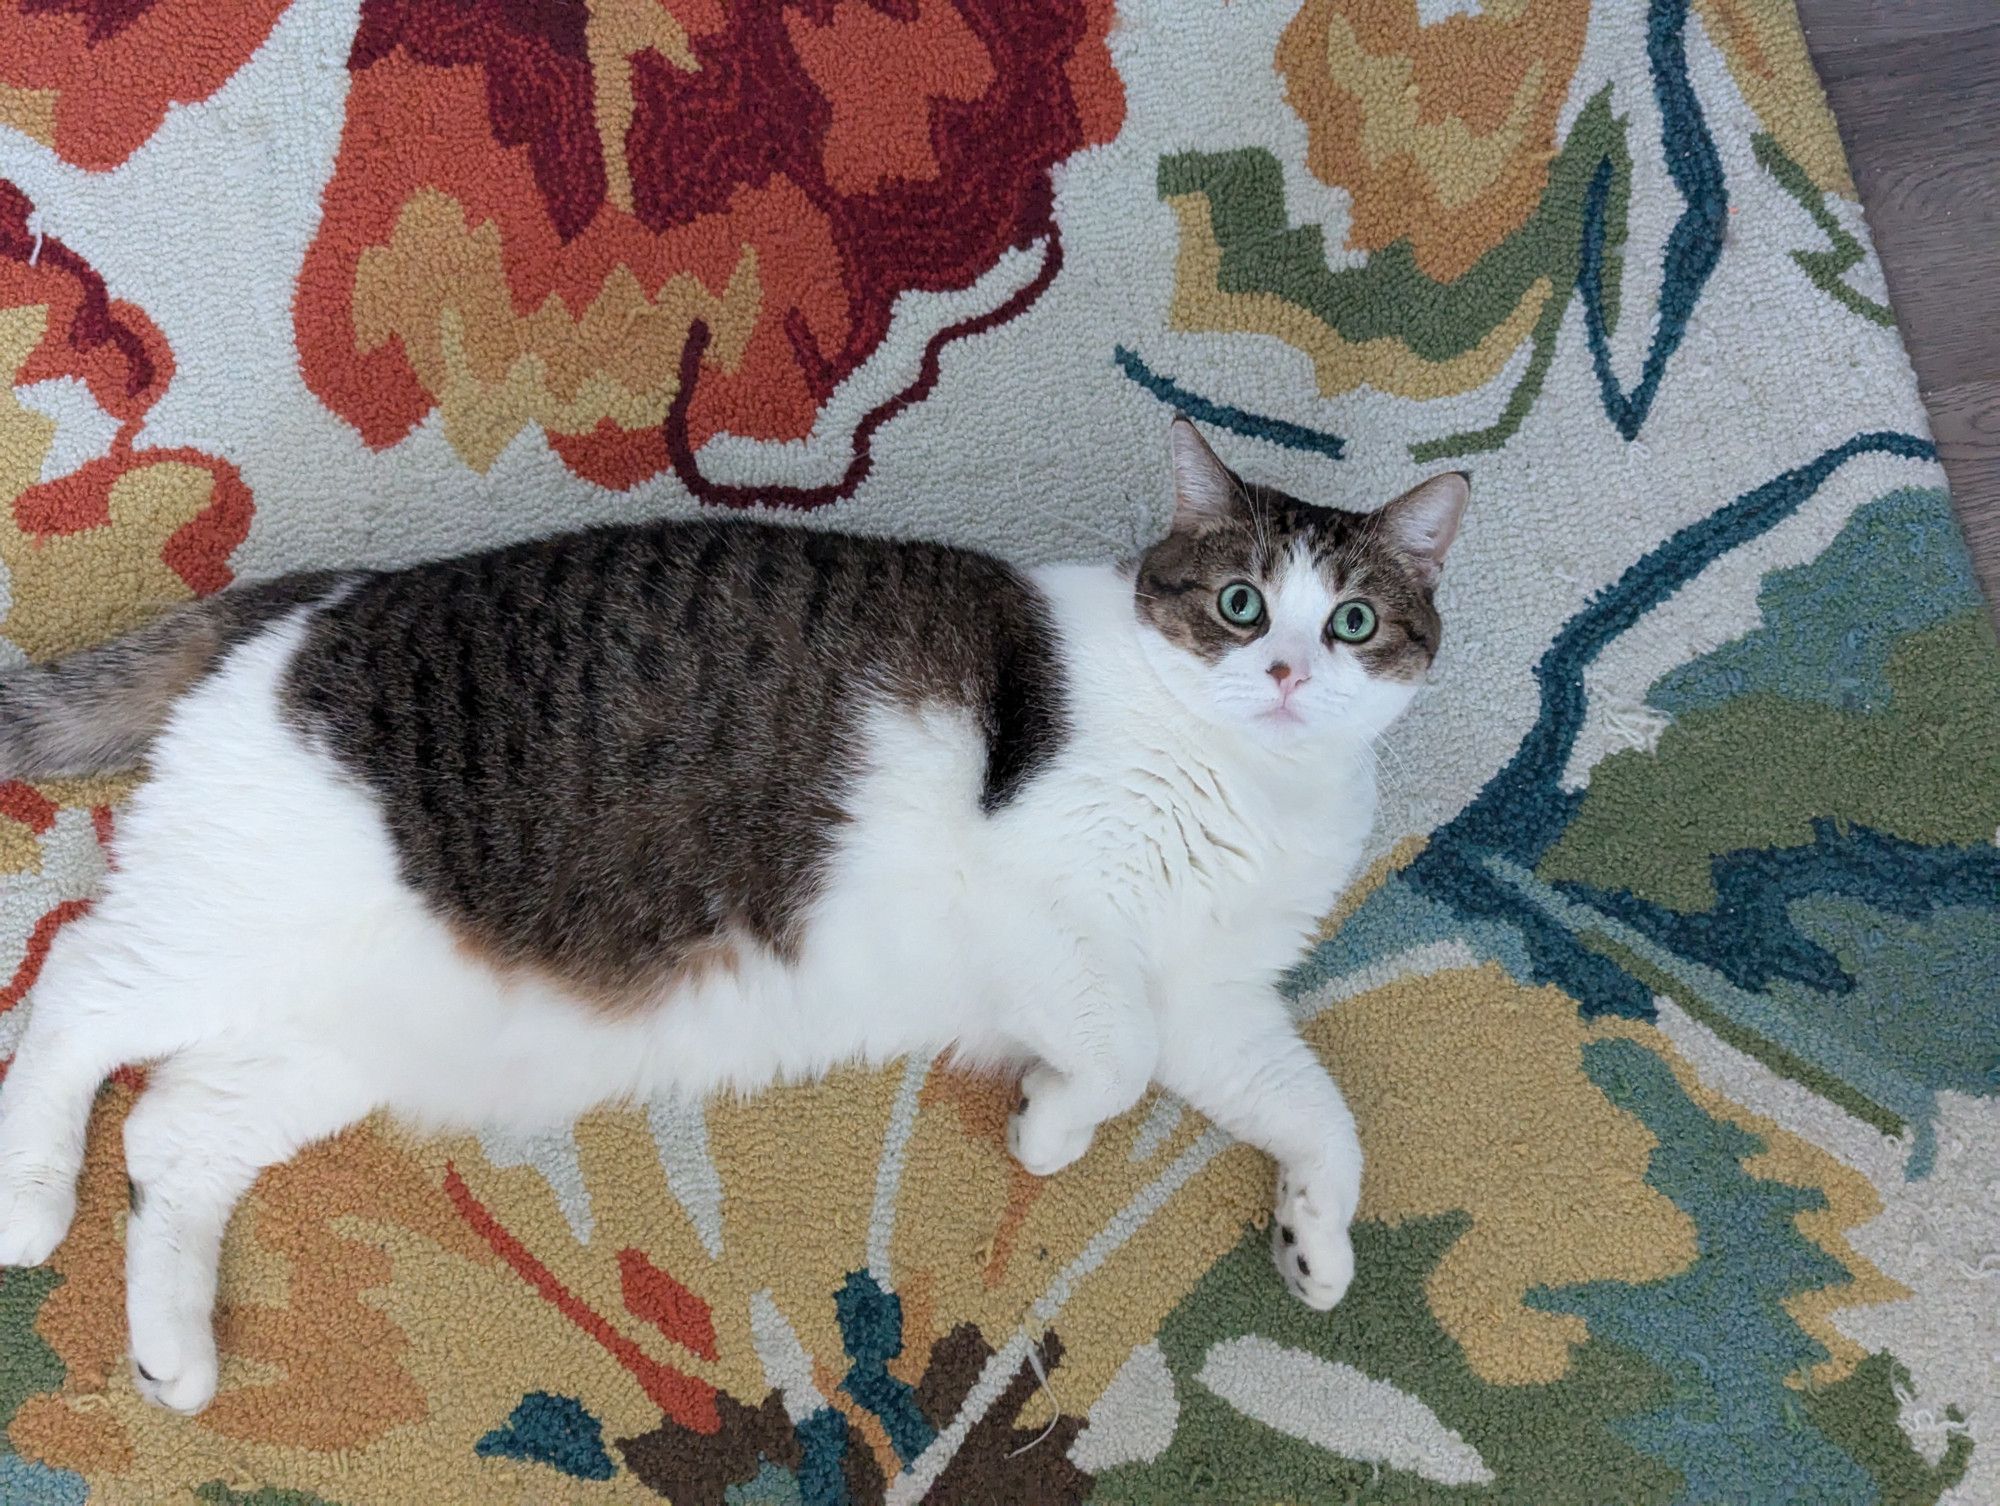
xmin=1167 ymin=417 xmax=1239 ymax=531
xmin=1378 ymin=471 xmax=1469 ymax=586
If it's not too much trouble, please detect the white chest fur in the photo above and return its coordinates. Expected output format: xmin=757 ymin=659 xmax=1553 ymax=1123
xmin=1015 ymin=564 xmax=1378 ymax=987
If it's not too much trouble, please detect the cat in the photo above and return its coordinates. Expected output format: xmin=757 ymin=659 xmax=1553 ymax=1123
xmin=0 ymin=418 xmax=1466 ymax=1415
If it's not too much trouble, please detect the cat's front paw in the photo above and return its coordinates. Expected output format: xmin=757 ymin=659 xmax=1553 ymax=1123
xmin=128 ymin=1252 xmax=220 ymax=1414
xmin=1007 ymin=1066 xmax=1096 ymax=1177
xmin=1271 ymin=1170 xmax=1355 ymax=1311
xmin=128 ymin=1311 xmax=219 ymax=1415
xmin=0 ymin=1168 xmax=75 ymax=1268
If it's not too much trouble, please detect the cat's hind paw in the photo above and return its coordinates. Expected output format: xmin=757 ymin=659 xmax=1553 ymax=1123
xmin=1272 ymin=1171 xmax=1354 ymax=1311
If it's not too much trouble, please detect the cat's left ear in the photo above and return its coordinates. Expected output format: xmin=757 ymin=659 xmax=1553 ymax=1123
xmin=1378 ymin=471 xmax=1469 ymax=587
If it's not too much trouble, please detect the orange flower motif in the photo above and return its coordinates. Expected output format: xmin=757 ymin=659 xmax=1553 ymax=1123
xmin=294 ymin=0 xmax=1123 ymax=497
xmin=1277 ymin=0 xmax=1591 ymax=282
xmin=0 ymin=0 xmax=288 ymax=170
xmin=0 ymin=182 xmax=251 ymax=661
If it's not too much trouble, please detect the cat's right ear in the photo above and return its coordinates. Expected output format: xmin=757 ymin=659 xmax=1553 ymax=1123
xmin=1168 ymin=417 xmax=1238 ymax=532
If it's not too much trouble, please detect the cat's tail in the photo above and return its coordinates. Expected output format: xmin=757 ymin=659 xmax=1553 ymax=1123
xmin=0 ymin=573 xmax=349 ymax=778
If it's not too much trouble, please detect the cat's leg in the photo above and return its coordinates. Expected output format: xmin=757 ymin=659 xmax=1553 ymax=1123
xmin=120 ymin=1051 xmax=371 ymax=1413
xmin=0 ymin=919 xmax=195 ymax=1267
xmin=1153 ymin=989 xmax=1361 ymax=1310
xmin=1004 ymin=940 xmax=1156 ymax=1177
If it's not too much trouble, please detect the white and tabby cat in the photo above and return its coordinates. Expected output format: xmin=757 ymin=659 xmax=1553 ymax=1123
xmin=0 ymin=419 xmax=1466 ymax=1414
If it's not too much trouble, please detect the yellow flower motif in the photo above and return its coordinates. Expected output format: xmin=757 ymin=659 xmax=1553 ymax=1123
xmin=1693 ymin=0 xmax=1855 ymax=196
xmin=1303 ymin=960 xmax=1903 ymax=1389
xmin=1277 ymin=0 xmax=1593 ymax=281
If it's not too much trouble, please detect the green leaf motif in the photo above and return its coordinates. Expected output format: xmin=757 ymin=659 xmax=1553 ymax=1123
xmin=1755 ymin=132 xmax=1896 ymax=327
xmin=1093 ymin=1216 xmax=1680 ymax=1504
xmin=1156 ymin=90 xmax=1631 ymax=464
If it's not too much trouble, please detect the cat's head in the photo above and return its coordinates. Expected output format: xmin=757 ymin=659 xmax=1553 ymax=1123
xmin=1133 ymin=418 xmax=1468 ymax=746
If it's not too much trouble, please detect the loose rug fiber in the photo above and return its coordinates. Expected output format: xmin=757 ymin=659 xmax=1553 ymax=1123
xmin=1 ymin=1 xmax=1997 ymax=1502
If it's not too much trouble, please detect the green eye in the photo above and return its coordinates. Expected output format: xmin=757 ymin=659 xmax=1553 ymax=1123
xmin=1329 ymin=601 xmax=1377 ymax=643
xmin=1217 ymin=581 xmax=1264 ymax=626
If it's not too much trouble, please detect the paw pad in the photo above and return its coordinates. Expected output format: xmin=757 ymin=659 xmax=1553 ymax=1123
xmin=1270 ymin=1173 xmax=1355 ymax=1312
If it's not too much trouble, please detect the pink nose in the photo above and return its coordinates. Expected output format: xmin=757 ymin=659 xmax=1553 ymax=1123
xmin=1268 ymin=661 xmax=1307 ymax=696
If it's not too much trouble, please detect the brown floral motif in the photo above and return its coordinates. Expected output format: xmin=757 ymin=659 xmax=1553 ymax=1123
xmin=613 ymin=1319 xmax=1089 ymax=1503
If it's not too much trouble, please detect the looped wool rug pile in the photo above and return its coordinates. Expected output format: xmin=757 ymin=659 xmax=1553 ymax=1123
xmin=2 ymin=1 xmax=1996 ymax=1501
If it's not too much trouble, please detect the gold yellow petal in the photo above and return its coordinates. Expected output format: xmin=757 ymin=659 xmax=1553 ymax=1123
xmin=1165 ymin=193 xmax=1550 ymax=401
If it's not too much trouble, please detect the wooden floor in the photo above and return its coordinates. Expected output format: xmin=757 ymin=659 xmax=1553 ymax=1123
xmin=1797 ymin=0 xmax=2000 ymax=617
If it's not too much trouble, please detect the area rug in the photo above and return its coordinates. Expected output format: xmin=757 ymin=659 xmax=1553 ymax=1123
xmin=1 ymin=0 xmax=1995 ymax=1501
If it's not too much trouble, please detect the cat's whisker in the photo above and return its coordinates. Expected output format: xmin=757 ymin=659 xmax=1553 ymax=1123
xmin=1368 ymin=737 xmax=1415 ymax=789
xmin=1130 ymin=494 xmax=1159 ymax=557
xmin=1013 ymin=491 xmax=1139 ymax=561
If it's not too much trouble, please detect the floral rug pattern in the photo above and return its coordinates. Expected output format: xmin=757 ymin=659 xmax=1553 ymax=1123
xmin=1 ymin=0 xmax=1994 ymax=1501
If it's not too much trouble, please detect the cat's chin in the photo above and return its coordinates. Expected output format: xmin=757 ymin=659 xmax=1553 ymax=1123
xmin=1241 ymin=707 xmax=1403 ymax=757
xmin=1232 ymin=704 xmax=1350 ymax=751
xmin=1253 ymin=705 xmax=1311 ymax=734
